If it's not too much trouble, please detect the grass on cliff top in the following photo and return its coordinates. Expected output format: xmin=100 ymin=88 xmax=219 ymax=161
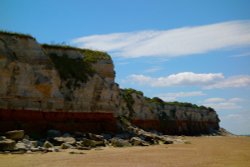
xmin=0 ymin=30 xmax=35 ymax=40
xmin=121 ymin=87 xmax=215 ymax=111
xmin=42 ymin=44 xmax=111 ymax=63
xmin=121 ymin=88 xmax=144 ymax=97
xmin=145 ymin=96 xmax=215 ymax=111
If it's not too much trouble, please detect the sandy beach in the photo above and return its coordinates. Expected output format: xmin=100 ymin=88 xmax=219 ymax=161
xmin=0 ymin=136 xmax=249 ymax=167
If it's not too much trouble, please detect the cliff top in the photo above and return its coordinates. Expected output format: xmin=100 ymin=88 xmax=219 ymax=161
xmin=122 ymin=88 xmax=215 ymax=111
xmin=0 ymin=30 xmax=35 ymax=40
xmin=42 ymin=44 xmax=111 ymax=63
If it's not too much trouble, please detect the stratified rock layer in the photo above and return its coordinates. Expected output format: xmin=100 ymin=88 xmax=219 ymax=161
xmin=0 ymin=32 xmax=220 ymax=135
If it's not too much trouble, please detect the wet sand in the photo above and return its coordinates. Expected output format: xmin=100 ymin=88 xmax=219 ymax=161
xmin=0 ymin=136 xmax=250 ymax=167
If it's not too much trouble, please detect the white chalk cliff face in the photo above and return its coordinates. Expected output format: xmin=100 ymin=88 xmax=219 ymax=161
xmin=0 ymin=32 xmax=220 ymax=135
xmin=0 ymin=33 xmax=121 ymax=113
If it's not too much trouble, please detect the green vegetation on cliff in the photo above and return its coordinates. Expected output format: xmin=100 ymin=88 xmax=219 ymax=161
xmin=43 ymin=44 xmax=112 ymax=88
xmin=146 ymin=96 xmax=215 ymax=111
xmin=48 ymin=53 xmax=94 ymax=87
xmin=42 ymin=44 xmax=111 ymax=63
xmin=121 ymin=88 xmax=144 ymax=118
xmin=80 ymin=49 xmax=111 ymax=63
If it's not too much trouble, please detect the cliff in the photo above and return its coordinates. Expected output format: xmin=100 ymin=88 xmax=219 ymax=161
xmin=0 ymin=31 xmax=220 ymax=135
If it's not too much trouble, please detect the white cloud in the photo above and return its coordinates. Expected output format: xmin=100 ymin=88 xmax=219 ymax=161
xmin=158 ymin=91 xmax=206 ymax=101
xmin=202 ymin=97 xmax=243 ymax=110
xmin=71 ymin=20 xmax=250 ymax=58
xmin=127 ymin=72 xmax=224 ymax=87
xmin=126 ymin=72 xmax=250 ymax=89
xmin=203 ymin=97 xmax=225 ymax=103
xmin=204 ymin=75 xmax=250 ymax=89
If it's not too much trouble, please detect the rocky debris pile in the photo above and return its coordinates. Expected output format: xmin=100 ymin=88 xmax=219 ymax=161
xmin=214 ymin=128 xmax=235 ymax=136
xmin=0 ymin=128 xmax=189 ymax=154
xmin=118 ymin=117 xmax=189 ymax=145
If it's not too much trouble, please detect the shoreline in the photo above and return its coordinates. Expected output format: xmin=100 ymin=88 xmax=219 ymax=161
xmin=1 ymin=136 xmax=249 ymax=167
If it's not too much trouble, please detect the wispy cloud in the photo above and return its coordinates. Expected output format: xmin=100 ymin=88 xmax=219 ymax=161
xmin=71 ymin=20 xmax=250 ymax=58
xmin=157 ymin=91 xmax=206 ymax=101
xmin=145 ymin=67 xmax=163 ymax=73
xmin=231 ymin=52 xmax=250 ymax=58
xmin=126 ymin=72 xmax=250 ymax=89
xmin=204 ymin=75 xmax=250 ymax=89
xmin=203 ymin=97 xmax=243 ymax=110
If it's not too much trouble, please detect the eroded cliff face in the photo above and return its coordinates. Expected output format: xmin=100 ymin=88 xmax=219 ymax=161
xmin=0 ymin=33 xmax=120 ymax=113
xmin=118 ymin=90 xmax=219 ymax=135
xmin=0 ymin=32 xmax=220 ymax=135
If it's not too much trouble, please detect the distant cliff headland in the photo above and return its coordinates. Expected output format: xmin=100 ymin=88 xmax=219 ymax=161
xmin=0 ymin=31 xmax=220 ymax=135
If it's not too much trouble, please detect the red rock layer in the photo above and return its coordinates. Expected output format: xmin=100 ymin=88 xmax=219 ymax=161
xmin=0 ymin=109 xmax=117 ymax=134
xmin=132 ymin=119 xmax=219 ymax=135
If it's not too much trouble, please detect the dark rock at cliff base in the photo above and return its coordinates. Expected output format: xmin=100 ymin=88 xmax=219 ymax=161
xmin=216 ymin=128 xmax=235 ymax=136
xmin=52 ymin=137 xmax=76 ymax=145
xmin=43 ymin=141 xmax=54 ymax=148
xmin=110 ymin=138 xmax=131 ymax=147
xmin=130 ymin=137 xmax=149 ymax=146
xmin=0 ymin=139 xmax=16 ymax=151
xmin=78 ymin=139 xmax=105 ymax=147
xmin=61 ymin=143 xmax=73 ymax=149
xmin=0 ymin=136 xmax=6 ymax=141
xmin=86 ymin=133 xmax=104 ymax=141
xmin=5 ymin=130 xmax=24 ymax=141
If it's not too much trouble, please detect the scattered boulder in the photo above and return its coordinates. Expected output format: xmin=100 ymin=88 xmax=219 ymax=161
xmin=5 ymin=130 xmax=24 ymax=141
xmin=110 ymin=138 xmax=131 ymax=147
xmin=53 ymin=137 xmax=76 ymax=145
xmin=48 ymin=147 xmax=59 ymax=152
xmin=87 ymin=133 xmax=104 ymax=141
xmin=130 ymin=137 xmax=149 ymax=146
xmin=0 ymin=136 xmax=6 ymax=141
xmin=43 ymin=141 xmax=54 ymax=148
xmin=159 ymin=137 xmax=174 ymax=144
xmin=61 ymin=143 xmax=73 ymax=149
xmin=79 ymin=139 xmax=105 ymax=147
xmin=15 ymin=142 xmax=27 ymax=150
xmin=0 ymin=139 xmax=16 ymax=151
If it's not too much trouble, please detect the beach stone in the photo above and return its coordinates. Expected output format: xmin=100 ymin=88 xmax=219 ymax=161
xmin=43 ymin=141 xmax=54 ymax=148
xmin=87 ymin=133 xmax=104 ymax=141
xmin=0 ymin=136 xmax=6 ymax=141
xmin=79 ymin=139 xmax=105 ymax=147
xmin=61 ymin=143 xmax=73 ymax=149
xmin=5 ymin=130 xmax=24 ymax=141
xmin=0 ymin=139 xmax=16 ymax=151
xmin=130 ymin=137 xmax=149 ymax=146
xmin=15 ymin=142 xmax=26 ymax=150
xmin=53 ymin=137 xmax=76 ymax=145
xmin=110 ymin=138 xmax=131 ymax=147
xmin=48 ymin=148 xmax=59 ymax=152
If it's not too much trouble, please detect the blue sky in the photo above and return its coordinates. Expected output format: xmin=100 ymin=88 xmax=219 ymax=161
xmin=1 ymin=0 xmax=250 ymax=134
